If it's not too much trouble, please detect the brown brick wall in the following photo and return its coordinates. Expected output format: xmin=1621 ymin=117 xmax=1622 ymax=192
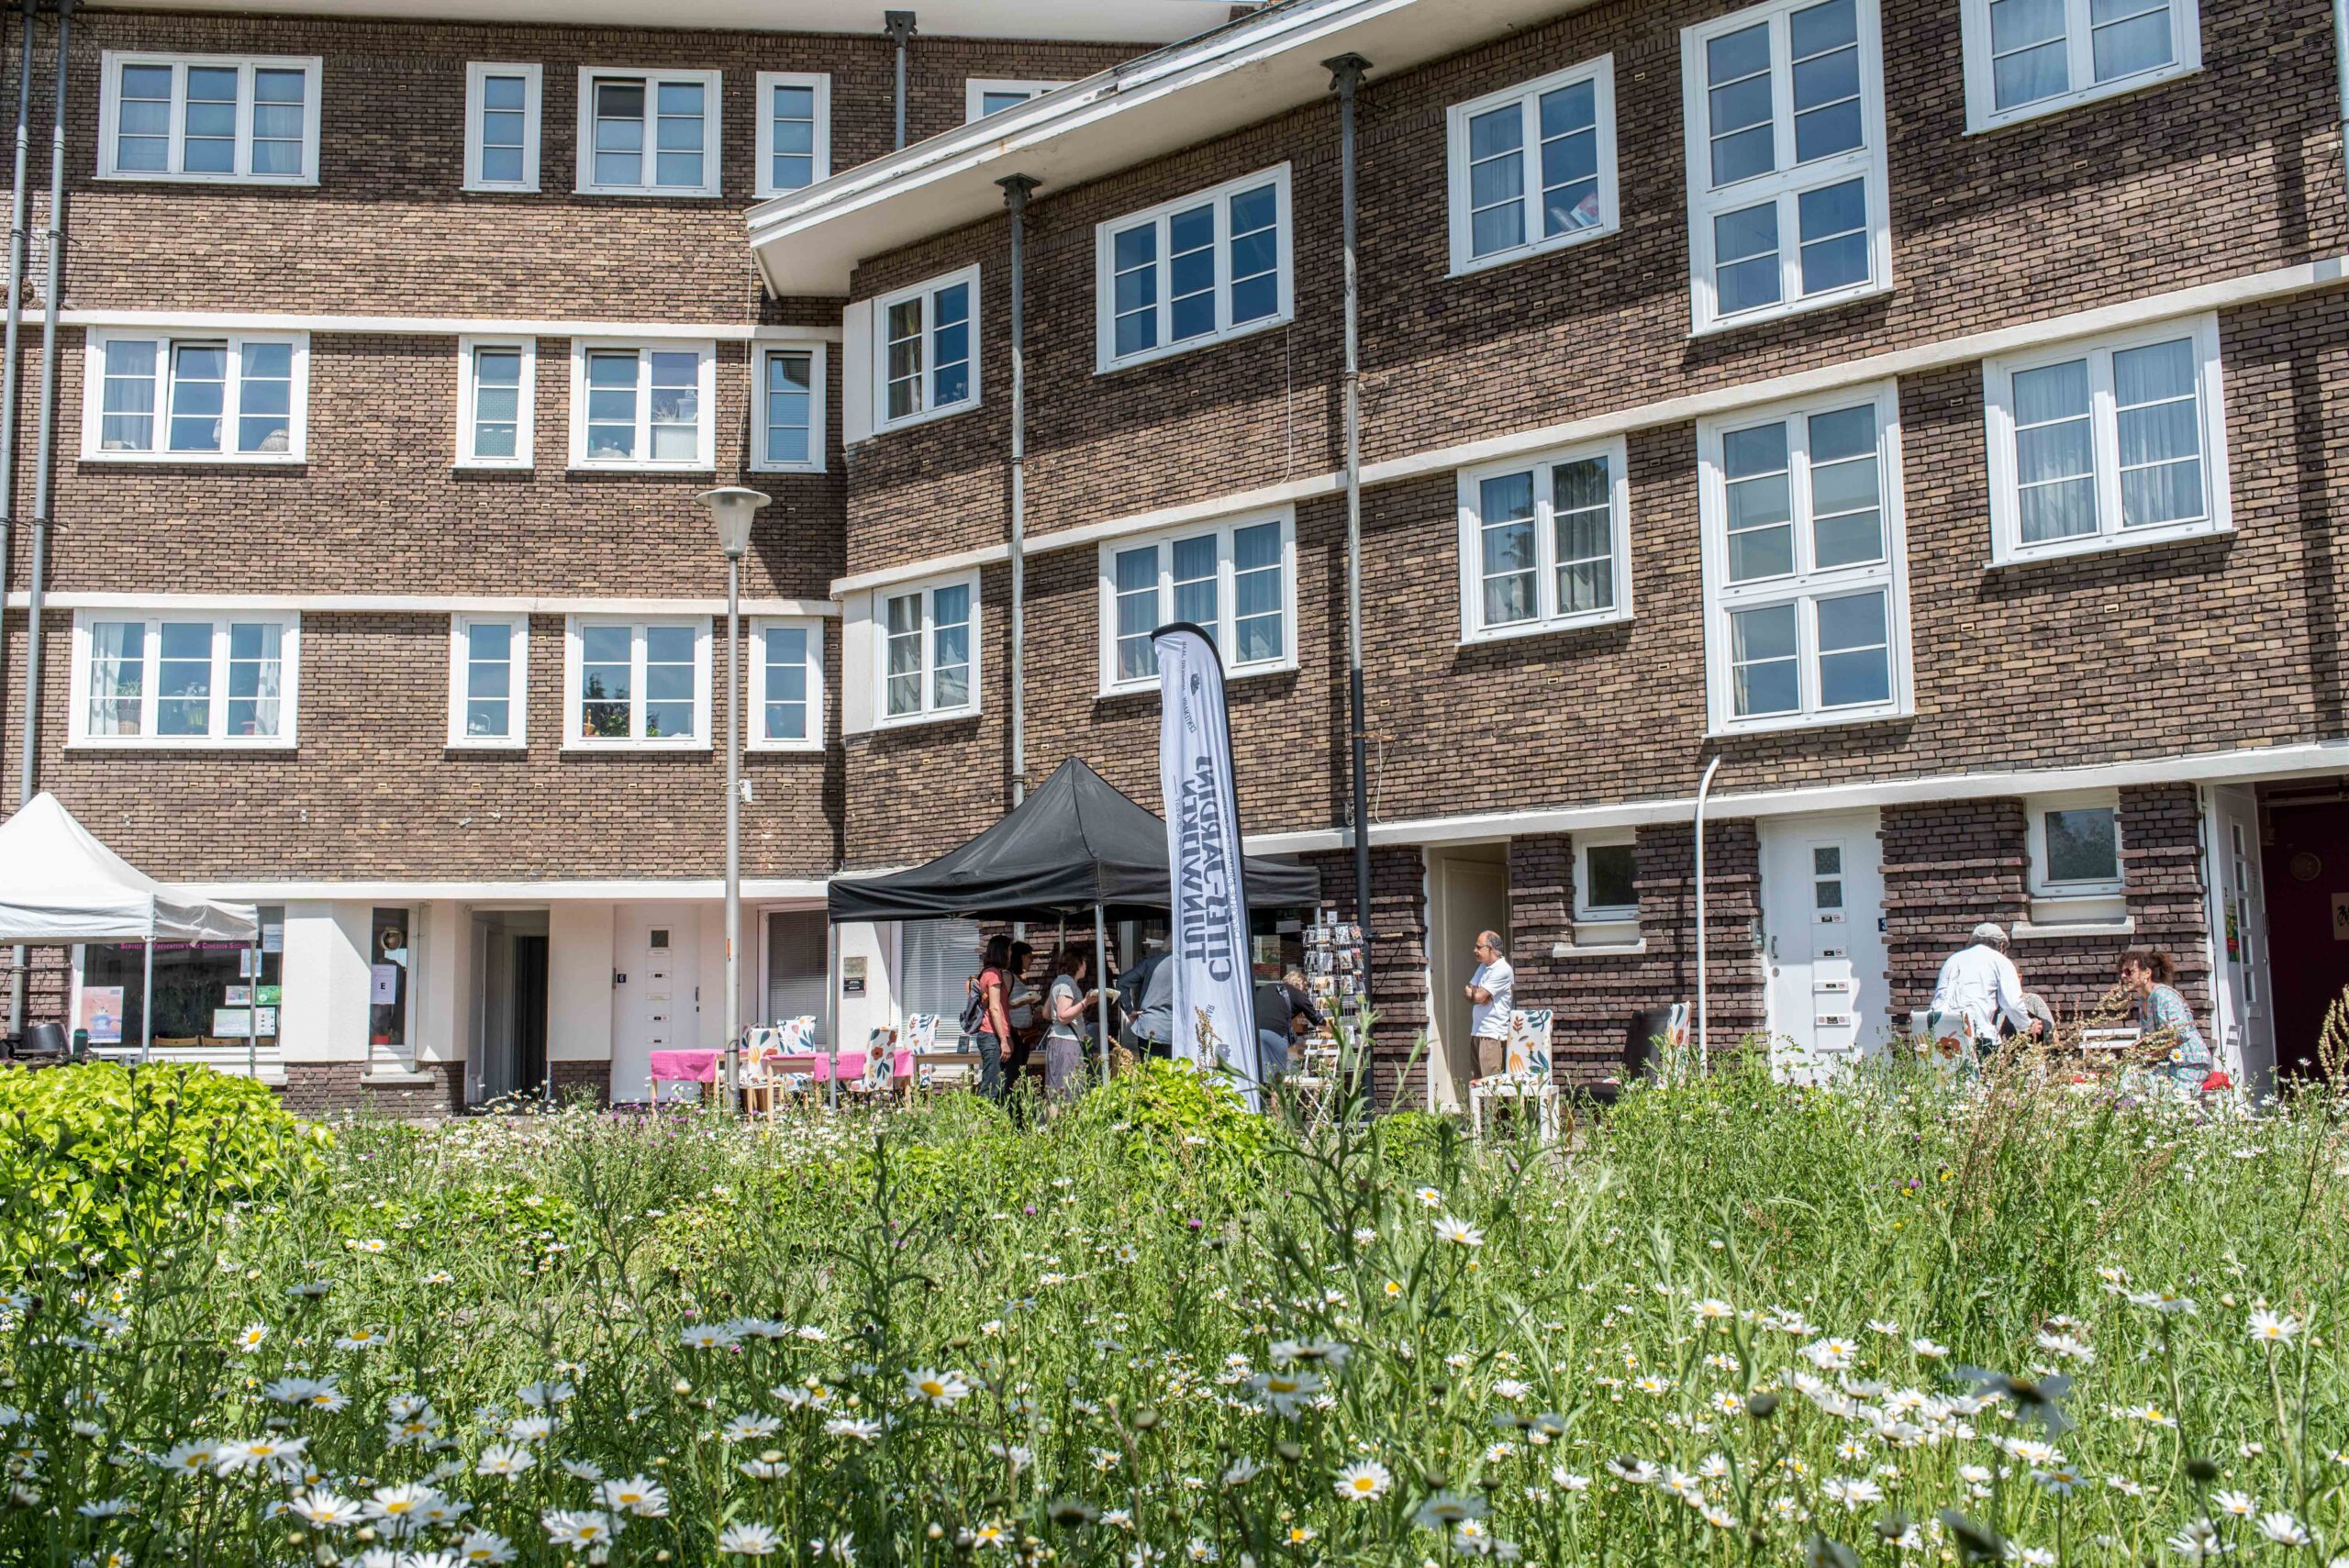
xmin=842 ymin=0 xmax=2346 ymax=565
xmin=6 ymin=609 xmax=841 ymax=880
xmin=550 ymin=1057 xmax=611 ymax=1108
xmin=281 ymin=1059 xmax=463 ymax=1119
xmin=9 ymin=10 xmax=1145 ymax=320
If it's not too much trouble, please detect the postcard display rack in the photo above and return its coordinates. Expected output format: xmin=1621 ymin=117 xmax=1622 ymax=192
xmin=1302 ymin=914 xmax=1367 ymax=1044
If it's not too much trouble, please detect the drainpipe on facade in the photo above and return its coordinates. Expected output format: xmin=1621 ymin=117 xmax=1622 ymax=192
xmin=7 ymin=0 xmax=65 ymax=1045
xmin=2335 ymin=0 xmax=2348 ymax=206
xmin=1692 ymin=752 xmax=1724 ymax=1063
xmin=999 ymin=173 xmax=1038 ymax=807
xmin=1 ymin=0 xmax=38 ymax=1044
xmin=885 ymin=10 xmax=916 ymax=151
xmin=1326 ymin=53 xmax=1374 ymax=1018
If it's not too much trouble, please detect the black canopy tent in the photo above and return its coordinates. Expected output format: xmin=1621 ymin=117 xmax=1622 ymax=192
xmin=820 ymin=758 xmax=1319 ymax=1086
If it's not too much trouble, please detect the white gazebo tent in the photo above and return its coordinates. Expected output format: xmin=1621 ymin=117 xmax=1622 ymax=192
xmin=0 ymin=792 xmax=260 ymax=1066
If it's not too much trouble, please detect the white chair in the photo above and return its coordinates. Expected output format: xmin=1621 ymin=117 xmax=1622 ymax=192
xmin=1470 ymin=1008 xmax=1560 ymax=1142
xmin=1907 ymin=1007 xmax=1976 ymax=1081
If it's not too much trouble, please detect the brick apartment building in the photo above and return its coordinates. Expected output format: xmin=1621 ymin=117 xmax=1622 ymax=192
xmin=6 ymin=0 xmax=2348 ymax=1113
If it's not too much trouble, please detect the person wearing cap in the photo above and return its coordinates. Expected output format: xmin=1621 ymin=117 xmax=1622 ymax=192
xmin=1929 ymin=922 xmax=2043 ymax=1053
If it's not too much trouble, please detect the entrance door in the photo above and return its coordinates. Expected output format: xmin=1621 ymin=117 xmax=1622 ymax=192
xmin=1758 ymin=813 xmax=1887 ymax=1082
xmin=613 ymin=906 xmax=700 ymax=1103
xmin=2207 ymin=786 xmax=2275 ymax=1094
xmin=1427 ymin=850 xmax=1510 ymax=1112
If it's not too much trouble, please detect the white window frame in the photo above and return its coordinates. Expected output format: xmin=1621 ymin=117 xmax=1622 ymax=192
xmin=454 ymin=335 xmax=537 ymax=470
xmin=446 ymin=612 xmax=529 ymax=750
xmin=871 ymin=571 xmax=980 ymax=728
xmin=1454 ymin=438 xmax=1633 ymax=645
xmin=565 ymin=339 xmax=717 ymax=472
xmin=561 ymin=616 xmax=713 ymax=752
xmin=1982 ymin=313 xmax=2230 ymax=566
xmin=870 ymin=265 xmax=982 ymax=436
xmin=754 ymin=71 xmax=832 ymax=199
xmin=1574 ymin=830 xmax=1641 ymax=928
xmin=96 ymin=51 xmax=322 ymax=184
xmin=1095 ymin=508 xmax=1298 ymax=697
xmin=1445 ymin=56 xmax=1620 ymax=277
xmin=463 ymin=62 xmax=543 ymax=192
xmin=964 ymin=78 xmax=1069 ymax=120
xmin=1697 ymin=380 xmax=1913 ymax=735
xmin=66 ymin=608 xmax=302 ymax=750
xmin=366 ymin=904 xmax=425 ymax=1071
xmin=749 ymin=617 xmax=826 ymax=753
xmin=749 ymin=339 xmax=827 ymax=474
xmin=573 ymin=67 xmax=721 ymax=197
xmin=1678 ymin=0 xmax=1891 ymax=336
xmin=1959 ymin=0 xmax=2200 ymax=133
xmin=2025 ymin=789 xmax=2125 ymax=898
xmin=78 ymin=328 xmax=309 ymax=464
xmin=1094 ymin=163 xmax=1295 ymax=374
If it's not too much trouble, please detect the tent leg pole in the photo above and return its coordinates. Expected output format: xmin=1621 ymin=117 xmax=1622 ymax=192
xmin=824 ymin=922 xmax=839 ymax=1110
xmin=1092 ymin=902 xmax=1108 ymax=1083
xmin=247 ymin=936 xmax=258 ymax=1078
xmin=139 ymin=938 xmax=151 ymax=1067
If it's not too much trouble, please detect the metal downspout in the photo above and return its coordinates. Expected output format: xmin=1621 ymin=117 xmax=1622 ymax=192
xmin=8 ymin=0 xmax=64 ymax=1042
xmin=885 ymin=11 xmax=916 ymax=151
xmin=2337 ymin=0 xmax=2349 ymax=207
xmin=1327 ymin=53 xmax=1373 ymax=1028
xmin=1 ymin=0 xmax=38 ymax=1042
xmin=1693 ymin=753 xmax=1724 ymax=1062
xmin=1000 ymin=174 xmax=1036 ymax=807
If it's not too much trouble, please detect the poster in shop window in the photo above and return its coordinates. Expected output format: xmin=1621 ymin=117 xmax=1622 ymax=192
xmin=75 ymin=986 xmax=124 ymax=1045
xmin=1153 ymin=621 xmax=1259 ymax=1110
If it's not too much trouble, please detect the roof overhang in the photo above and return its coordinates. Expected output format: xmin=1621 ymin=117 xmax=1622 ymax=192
xmin=81 ymin=0 xmax=1223 ymax=42
xmin=746 ymin=0 xmax=1584 ymax=295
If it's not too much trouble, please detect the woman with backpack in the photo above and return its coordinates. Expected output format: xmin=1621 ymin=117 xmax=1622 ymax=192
xmin=963 ymin=935 xmax=1027 ymax=1103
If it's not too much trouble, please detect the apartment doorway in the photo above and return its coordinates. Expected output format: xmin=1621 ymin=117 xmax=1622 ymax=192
xmin=1425 ymin=843 xmax=1509 ymax=1112
xmin=2258 ymin=786 xmax=2349 ymax=1084
xmin=613 ymin=905 xmax=700 ymax=1103
xmin=2204 ymin=786 xmax=2276 ymax=1094
xmin=1757 ymin=812 xmax=1887 ymax=1081
xmin=466 ymin=908 xmax=549 ymax=1107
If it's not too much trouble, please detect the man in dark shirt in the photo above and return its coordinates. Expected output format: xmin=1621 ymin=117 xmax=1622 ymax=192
xmin=1252 ymin=968 xmax=1323 ymax=1084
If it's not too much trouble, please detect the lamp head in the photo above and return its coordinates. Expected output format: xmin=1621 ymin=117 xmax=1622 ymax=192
xmin=696 ymin=486 xmax=773 ymax=559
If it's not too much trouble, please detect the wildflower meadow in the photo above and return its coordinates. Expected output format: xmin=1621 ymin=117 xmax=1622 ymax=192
xmin=4 ymin=1030 xmax=2348 ymax=1568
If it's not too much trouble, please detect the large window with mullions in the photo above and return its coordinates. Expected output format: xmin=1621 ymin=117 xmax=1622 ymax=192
xmin=1679 ymin=0 xmax=1889 ymax=334
xmin=97 ymin=52 xmax=320 ymax=183
xmin=1445 ymin=57 xmax=1620 ymax=276
xmin=563 ymin=617 xmax=711 ymax=750
xmin=871 ymin=267 xmax=980 ymax=435
xmin=1095 ymin=165 xmax=1293 ymax=373
xmin=573 ymin=68 xmax=719 ymax=197
xmin=1097 ymin=511 xmax=1295 ymax=695
xmin=1698 ymin=384 xmax=1911 ymax=734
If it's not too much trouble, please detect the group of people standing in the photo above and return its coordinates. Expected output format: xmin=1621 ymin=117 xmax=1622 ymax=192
xmin=963 ymin=932 xmax=1332 ymax=1106
xmin=1928 ymin=922 xmax=2218 ymax=1090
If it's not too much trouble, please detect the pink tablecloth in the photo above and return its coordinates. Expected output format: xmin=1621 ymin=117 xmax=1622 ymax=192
xmin=770 ymin=1050 xmax=916 ymax=1082
xmin=648 ymin=1049 xmax=723 ymax=1084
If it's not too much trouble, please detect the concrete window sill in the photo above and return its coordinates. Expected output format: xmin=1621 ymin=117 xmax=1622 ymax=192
xmin=360 ymin=1069 xmax=440 ymax=1087
xmin=1550 ymin=939 xmax=1647 ymax=958
xmin=2013 ymin=917 xmax=2136 ymax=940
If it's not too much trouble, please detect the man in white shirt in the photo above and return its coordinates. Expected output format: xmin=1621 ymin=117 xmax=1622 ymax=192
xmin=1464 ymin=929 xmax=1515 ymax=1079
xmin=1929 ymin=923 xmax=2043 ymax=1051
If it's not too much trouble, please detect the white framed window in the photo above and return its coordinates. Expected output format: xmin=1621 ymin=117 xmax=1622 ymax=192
xmin=1679 ymin=0 xmax=1889 ymax=334
xmin=1698 ymin=383 xmax=1911 ymax=734
xmin=368 ymin=906 xmax=421 ymax=1069
xmin=96 ymin=51 xmax=320 ymax=184
xmin=573 ymin=68 xmax=720 ymax=196
xmin=1446 ymin=57 xmax=1620 ymax=276
xmin=871 ymin=265 xmax=979 ymax=435
xmin=1455 ymin=439 xmax=1632 ymax=644
xmin=1095 ymin=163 xmax=1293 ymax=373
xmin=1983 ymin=314 xmax=2229 ymax=565
xmin=463 ymin=62 xmax=542 ymax=191
xmin=751 ymin=340 xmax=826 ymax=473
xmin=79 ymin=328 xmax=306 ymax=462
xmin=755 ymin=72 xmax=831 ymax=198
xmin=447 ymin=613 xmax=529 ymax=748
xmin=1960 ymin=0 xmax=2199 ymax=131
xmin=874 ymin=573 xmax=978 ymax=726
xmin=2026 ymin=791 xmax=2123 ymax=897
xmin=455 ymin=336 xmax=536 ymax=468
xmin=1575 ymin=832 xmax=1640 ymax=927
xmin=566 ymin=340 xmax=716 ymax=471
xmin=1097 ymin=509 xmax=1296 ymax=695
xmin=964 ymin=78 xmax=1068 ymax=120
xmin=68 ymin=609 xmax=300 ymax=749
xmin=750 ymin=617 xmax=825 ymax=751
xmin=563 ymin=617 xmax=711 ymax=750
